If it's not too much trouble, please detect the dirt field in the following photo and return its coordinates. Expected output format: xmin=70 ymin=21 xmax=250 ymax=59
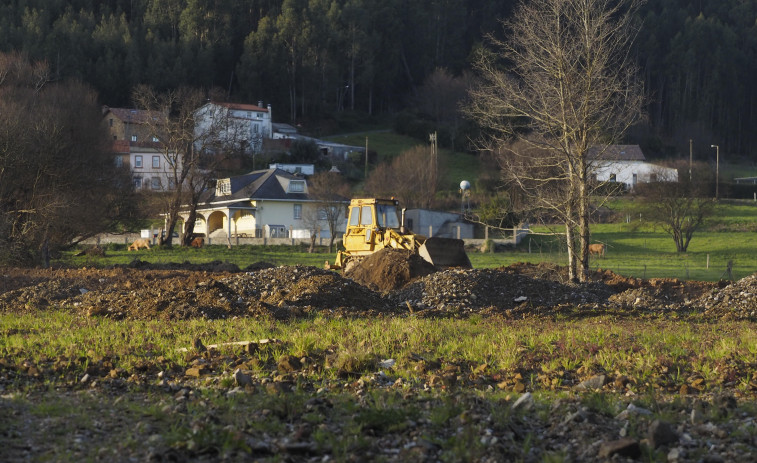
xmin=1 ymin=251 xmax=751 ymax=322
xmin=1 ymin=255 xmax=756 ymax=462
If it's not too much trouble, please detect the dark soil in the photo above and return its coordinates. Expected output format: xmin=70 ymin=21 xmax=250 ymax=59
xmin=1 ymin=257 xmax=750 ymax=322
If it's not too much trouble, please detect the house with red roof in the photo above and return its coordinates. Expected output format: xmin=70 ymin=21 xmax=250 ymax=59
xmin=193 ymin=101 xmax=273 ymax=154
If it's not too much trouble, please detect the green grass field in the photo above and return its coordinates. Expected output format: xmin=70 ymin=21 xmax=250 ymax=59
xmin=59 ymin=199 xmax=757 ymax=282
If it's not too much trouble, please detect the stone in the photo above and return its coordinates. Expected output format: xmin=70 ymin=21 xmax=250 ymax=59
xmin=233 ymin=368 xmax=252 ymax=387
xmin=192 ymin=337 xmax=206 ymax=353
xmin=277 ymin=355 xmax=302 ymax=373
xmin=576 ymin=374 xmax=606 ymax=390
xmin=648 ymin=419 xmax=678 ymax=448
xmin=511 ymin=392 xmax=534 ymax=411
xmin=667 ymin=447 xmax=684 ymax=462
xmin=185 ymin=366 xmax=207 ymax=377
xmin=598 ymin=438 xmax=641 ymax=459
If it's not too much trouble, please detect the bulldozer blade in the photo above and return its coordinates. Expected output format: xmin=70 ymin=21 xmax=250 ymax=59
xmin=418 ymin=238 xmax=472 ymax=268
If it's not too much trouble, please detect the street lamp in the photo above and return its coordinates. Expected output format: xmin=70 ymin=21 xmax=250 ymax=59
xmin=711 ymin=144 xmax=719 ymax=200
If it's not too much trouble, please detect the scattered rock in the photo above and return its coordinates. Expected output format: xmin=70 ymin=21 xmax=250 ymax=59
xmin=648 ymin=419 xmax=679 ymax=448
xmin=598 ymin=438 xmax=641 ymax=459
xmin=511 ymin=392 xmax=534 ymax=411
xmin=277 ymin=355 xmax=302 ymax=373
xmin=233 ymin=368 xmax=253 ymax=387
xmin=576 ymin=374 xmax=606 ymax=391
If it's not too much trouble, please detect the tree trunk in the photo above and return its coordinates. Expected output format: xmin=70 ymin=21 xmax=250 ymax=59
xmin=578 ymin=159 xmax=590 ymax=282
xmin=565 ymin=222 xmax=577 ymax=282
xmin=182 ymin=208 xmax=198 ymax=246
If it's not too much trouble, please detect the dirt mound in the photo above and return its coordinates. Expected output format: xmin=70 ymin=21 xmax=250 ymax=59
xmin=1 ymin=262 xmax=755 ymax=322
xmin=344 ymin=248 xmax=436 ymax=292
xmin=391 ymin=267 xmax=614 ymax=317
xmin=700 ymin=273 xmax=757 ymax=320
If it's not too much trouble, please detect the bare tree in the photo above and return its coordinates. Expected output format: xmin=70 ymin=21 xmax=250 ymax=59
xmin=637 ymin=162 xmax=715 ymax=253
xmin=307 ymin=171 xmax=350 ymax=252
xmin=466 ymin=0 xmax=645 ymax=282
xmin=132 ymin=86 xmax=242 ymax=247
xmin=364 ymin=145 xmax=441 ymax=209
xmin=0 ymin=53 xmax=136 ymax=266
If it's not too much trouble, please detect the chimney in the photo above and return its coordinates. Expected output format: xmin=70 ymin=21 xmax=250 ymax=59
xmin=258 ymin=100 xmax=263 ymax=108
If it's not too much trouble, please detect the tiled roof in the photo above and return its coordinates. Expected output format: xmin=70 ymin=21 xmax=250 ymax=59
xmin=211 ymin=102 xmax=269 ymax=112
xmin=104 ymin=106 xmax=164 ymax=124
xmin=111 ymin=140 xmax=130 ymax=153
xmin=199 ymin=168 xmax=308 ymax=206
xmin=588 ymin=145 xmax=646 ymax=161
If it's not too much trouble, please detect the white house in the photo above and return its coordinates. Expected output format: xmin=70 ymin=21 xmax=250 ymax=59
xmin=590 ymin=145 xmax=678 ymax=189
xmin=194 ymin=101 xmax=273 ymax=153
xmin=112 ymin=140 xmax=182 ymax=191
xmin=178 ymin=168 xmax=347 ymax=240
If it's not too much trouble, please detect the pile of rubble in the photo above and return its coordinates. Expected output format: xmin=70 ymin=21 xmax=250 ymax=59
xmin=3 ymin=252 xmax=757 ymax=321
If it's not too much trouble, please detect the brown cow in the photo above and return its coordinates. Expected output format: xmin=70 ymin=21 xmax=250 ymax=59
xmin=128 ymin=238 xmax=151 ymax=251
xmin=588 ymin=243 xmax=605 ymax=257
xmin=190 ymin=237 xmax=204 ymax=248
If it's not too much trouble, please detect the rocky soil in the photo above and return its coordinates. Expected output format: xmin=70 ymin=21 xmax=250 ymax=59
xmin=1 ymin=255 xmax=750 ymax=322
xmin=1 ymin=257 xmax=756 ymax=462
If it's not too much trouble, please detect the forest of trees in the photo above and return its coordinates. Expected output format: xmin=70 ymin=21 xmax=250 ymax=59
xmin=1 ymin=0 xmax=756 ymax=156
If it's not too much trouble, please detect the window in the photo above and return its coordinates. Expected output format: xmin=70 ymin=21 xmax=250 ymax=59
xmin=152 ymin=156 xmax=160 ymax=169
xmin=151 ymin=178 xmax=161 ymax=190
xmin=349 ymin=207 xmax=360 ymax=226
xmin=134 ymin=155 xmax=143 ymax=168
xmin=609 ymin=173 xmax=617 ymax=182
xmin=131 ymin=135 xmax=137 ymax=142
xmin=114 ymin=156 xmax=123 ymax=168
xmin=293 ymin=204 xmax=302 ymax=220
xmin=360 ymin=206 xmax=373 ymax=226
xmin=168 ymin=179 xmax=176 ymax=190
xmin=288 ymin=180 xmax=305 ymax=193
xmin=216 ymin=179 xmax=231 ymax=196
xmin=632 ymin=173 xmax=638 ymax=185
xmin=376 ymin=204 xmax=399 ymax=228
xmin=318 ymin=208 xmax=327 ymax=220
xmin=133 ymin=177 xmax=142 ymax=189
xmin=109 ymin=118 xmax=113 ymax=127
xmin=152 ymin=136 xmax=159 ymax=142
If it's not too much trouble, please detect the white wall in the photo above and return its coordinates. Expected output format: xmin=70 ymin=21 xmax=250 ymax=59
xmin=593 ymin=161 xmax=678 ymax=188
xmin=194 ymin=103 xmax=273 ymax=153
xmin=130 ymin=146 xmax=180 ymax=192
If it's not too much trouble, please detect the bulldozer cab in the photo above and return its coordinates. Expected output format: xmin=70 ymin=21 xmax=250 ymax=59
xmin=343 ymin=199 xmax=403 ymax=254
xmin=347 ymin=199 xmax=400 ymax=230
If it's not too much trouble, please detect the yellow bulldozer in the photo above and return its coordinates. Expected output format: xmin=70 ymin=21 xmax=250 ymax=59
xmin=325 ymin=198 xmax=471 ymax=271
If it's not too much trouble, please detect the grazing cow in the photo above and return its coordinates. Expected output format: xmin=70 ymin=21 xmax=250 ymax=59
xmin=128 ymin=238 xmax=151 ymax=251
xmin=190 ymin=237 xmax=204 ymax=248
xmin=588 ymin=243 xmax=605 ymax=257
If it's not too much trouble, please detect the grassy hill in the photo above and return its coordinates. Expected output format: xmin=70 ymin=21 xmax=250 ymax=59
xmin=324 ymin=131 xmax=482 ymax=193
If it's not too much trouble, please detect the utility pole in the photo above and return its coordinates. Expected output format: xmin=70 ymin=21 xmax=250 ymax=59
xmin=689 ymin=139 xmax=692 ymax=182
xmin=711 ymin=144 xmax=720 ymax=200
